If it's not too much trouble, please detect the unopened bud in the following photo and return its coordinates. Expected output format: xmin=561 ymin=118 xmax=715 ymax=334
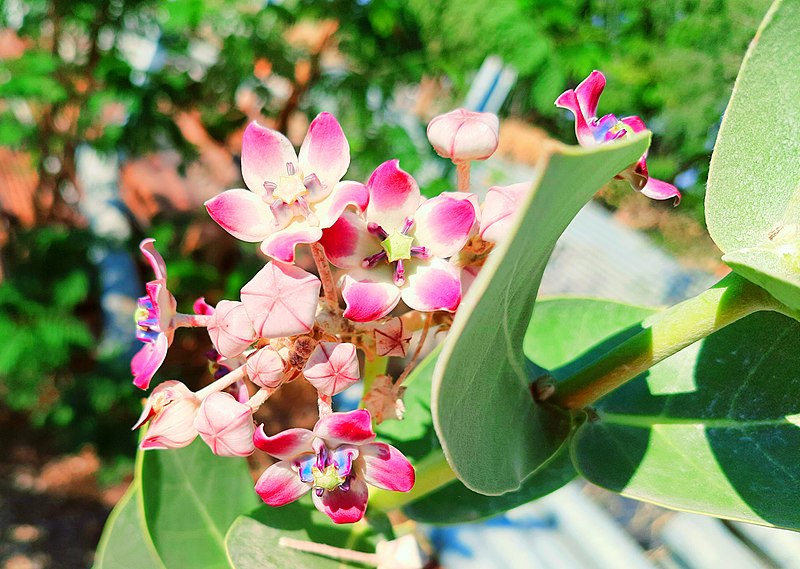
xmin=194 ymin=392 xmax=255 ymax=457
xmin=207 ymin=300 xmax=257 ymax=358
xmin=302 ymin=342 xmax=360 ymax=396
xmin=135 ymin=381 xmax=200 ymax=450
xmin=247 ymin=346 xmax=287 ymax=389
xmin=426 ymin=108 xmax=499 ymax=162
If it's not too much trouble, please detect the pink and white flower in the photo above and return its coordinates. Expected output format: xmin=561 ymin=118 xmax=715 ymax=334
xmin=134 ymin=380 xmax=199 ymax=450
xmin=555 ymin=71 xmax=681 ymax=203
xmin=426 ymin=108 xmax=499 ymax=162
xmin=132 ymin=239 xmax=178 ymax=390
xmin=479 ymin=182 xmax=531 ymax=243
xmin=319 ymin=160 xmax=478 ymax=322
xmin=194 ymin=392 xmax=255 ymax=457
xmin=205 ymin=113 xmax=368 ymax=263
xmin=240 ymin=261 xmax=321 ymax=338
xmin=253 ymin=409 xmax=415 ymax=524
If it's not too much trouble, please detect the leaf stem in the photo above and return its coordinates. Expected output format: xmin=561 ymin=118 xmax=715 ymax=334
xmin=551 ymin=273 xmax=785 ymax=410
xmin=367 ymin=449 xmax=456 ymax=513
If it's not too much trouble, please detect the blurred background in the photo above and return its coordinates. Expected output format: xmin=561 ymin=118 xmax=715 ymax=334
xmin=0 ymin=0 xmax=774 ymax=567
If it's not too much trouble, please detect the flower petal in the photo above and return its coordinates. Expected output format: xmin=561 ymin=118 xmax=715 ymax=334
xmin=361 ymin=442 xmax=415 ymax=492
xmin=313 ymin=181 xmax=369 ymax=229
xmin=139 ymin=238 xmax=167 ymax=281
xmin=413 ymin=192 xmax=478 ymax=258
xmin=253 ymin=424 xmax=315 ymax=459
xmin=207 ymin=300 xmax=256 ymax=359
xmin=260 ymin=226 xmax=323 ymax=263
xmin=319 ymin=210 xmax=379 ymax=269
xmin=314 ymin=409 xmax=375 ymax=446
xmin=205 ymin=189 xmax=275 ymax=242
xmin=241 ymin=121 xmax=298 ymax=195
xmin=255 ymin=460 xmax=311 ymax=506
xmin=302 ymin=342 xmax=360 ymax=396
xmin=341 ymin=268 xmax=401 ymax=323
xmin=365 ymin=160 xmax=420 ymax=232
xmin=480 ymin=182 xmax=530 ymax=243
xmin=312 ymin=475 xmax=368 ymax=524
xmin=193 ymin=297 xmax=214 ymax=315
xmin=574 ymin=70 xmax=606 ymax=120
xmin=619 ymin=115 xmax=647 ymax=134
xmin=131 ymin=333 xmax=168 ymax=390
xmin=401 ymin=259 xmax=461 ymax=313
xmin=240 ymin=261 xmax=321 ymax=338
xmin=640 ymin=177 xmax=681 ymax=203
xmin=555 ymin=89 xmax=596 ymax=147
xmin=298 ymin=112 xmax=350 ymax=192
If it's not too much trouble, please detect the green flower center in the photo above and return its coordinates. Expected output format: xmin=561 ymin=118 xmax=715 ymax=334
xmin=312 ymin=464 xmax=345 ymax=491
xmin=380 ymin=231 xmax=414 ymax=262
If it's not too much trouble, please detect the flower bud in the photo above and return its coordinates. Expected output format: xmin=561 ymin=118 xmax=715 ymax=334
xmin=426 ymin=109 xmax=499 ymax=162
xmin=206 ymin=300 xmax=257 ymax=359
xmin=194 ymin=392 xmax=255 ymax=457
xmin=135 ymin=381 xmax=200 ymax=450
xmin=247 ymin=346 xmax=287 ymax=389
xmin=302 ymin=342 xmax=360 ymax=396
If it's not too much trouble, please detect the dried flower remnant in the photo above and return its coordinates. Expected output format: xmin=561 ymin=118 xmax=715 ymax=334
xmin=362 ymin=375 xmax=406 ymax=424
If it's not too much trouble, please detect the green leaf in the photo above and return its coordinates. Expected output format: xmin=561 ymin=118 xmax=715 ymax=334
xmin=432 ymin=133 xmax=652 ymax=495
xmin=376 ymin=345 xmax=576 ymax=524
xmin=225 ymin=503 xmax=378 ymax=569
xmin=705 ymin=0 xmax=800 ymax=255
xmin=94 ymin=483 xmax=165 ymax=569
xmin=571 ymin=307 xmax=800 ymax=530
xmin=723 ymin=243 xmax=800 ymax=311
xmin=139 ymin=439 xmax=260 ymax=569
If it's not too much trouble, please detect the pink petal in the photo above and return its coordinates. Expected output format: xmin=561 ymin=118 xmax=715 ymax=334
xmin=207 ymin=300 xmax=256 ymax=358
xmin=146 ymin=280 xmax=177 ymax=332
xmin=302 ymin=342 xmax=360 ymax=396
xmin=318 ymin=210 xmax=379 ymax=269
xmin=241 ymin=121 xmax=298 ymax=195
xmin=255 ymin=460 xmax=311 ymax=506
xmin=253 ymin=424 xmax=315 ymax=459
xmin=139 ymin=385 xmax=200 ymax=450
xmin=426 ymin=109 xmax=499 ymax=161
xmin=341 ymin=269 xmax=401 ymax=323
xmin=361 ymin=442 xmax=415 ymax=492
xmin=131 ymin=334 xmax=168 ymax=390
xmin=139 ymin=238 xmax=167 ymax=281
xmin=240 ymin=261 xmax=321 ymax=338
xmin=480 ymin=182 xmax=531 ymax=243
xmin=312 ymin=475 xmax=368 ymax=524
xmin=574 ymin=70 xmax=606 ymax=120
xmin=259 ymin=226 xmax=323 ymax=263
xmin=193 ymin=297 xmax=215 ymax=315
xmin=555 ymin=89 xmax=596 ymax=147
xmin=365 ymin=160 xmax=421 ymax=233
xmin=313 ymin=409 xmax=375 ymax=446
xmin=641 ymin=177 xmax=681 ymax=203
xmin=247 ymin=346 xmax=287 ymax=389
xmin=194 ymin=392 xmax=255 ymax=457
xmin=619 ymin=115 xmax=647 ymax=134
xmin=313 ymin=181 xmax=369 ymax=229
xmin=205 ymin=189 xmax=275 ymax=242
xmin=413 ymin=192 xmax=478 ymax=258
xmin=298 ymin=112 xmax=350 ymax=191
xmin=401 ymin=259 xmax=461 ymax=313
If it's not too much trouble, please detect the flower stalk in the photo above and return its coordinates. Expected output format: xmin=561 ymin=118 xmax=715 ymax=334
xmin=310 ymin=242 xmax=339 ymax=311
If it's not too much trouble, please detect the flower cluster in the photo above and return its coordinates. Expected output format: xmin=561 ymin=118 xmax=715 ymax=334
xmin=130 ymin=77 xmax=677 ymax=524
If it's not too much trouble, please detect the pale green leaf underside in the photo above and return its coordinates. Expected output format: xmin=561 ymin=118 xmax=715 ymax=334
xmin=139 ymin=439 xmax=259 ymax=569
xmin=432 ymin=133 xmax=652 ymax=495
xmin=94 ymin=483 xmax=165 ymax=569
xmin=724 ymin=244 xmax=800 ymax=311
xmin=706 ymin=0 xmax=800 ymax=254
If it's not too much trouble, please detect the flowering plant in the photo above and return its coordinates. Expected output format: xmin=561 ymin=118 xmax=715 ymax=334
xmin=98 ymin=4 xmax=800 ymax=565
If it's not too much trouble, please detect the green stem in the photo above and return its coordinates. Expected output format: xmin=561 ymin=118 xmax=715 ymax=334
xmin=551 ymin=273 xmax=784 ymax=410
xmin=360 ymin=356 xmax=389 ymax=408
xmin=367 ymin=449 xmax=456 ymax=513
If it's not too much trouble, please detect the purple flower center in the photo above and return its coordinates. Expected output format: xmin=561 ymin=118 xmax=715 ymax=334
xmin=135 ymin=296 xmax=161 ymax=342
xmin=295 ymin=444 xmax=356 ymax=496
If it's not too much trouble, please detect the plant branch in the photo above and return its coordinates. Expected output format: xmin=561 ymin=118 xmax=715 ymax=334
xmin=551 ymin=273 xmax=785 ymax=410
xmin=310 ymin=242 xmax=339 ymax=311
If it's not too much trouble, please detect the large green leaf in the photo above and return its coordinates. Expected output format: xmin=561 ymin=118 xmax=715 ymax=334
xmin=706 ymin=1 xmax=800 ymax=253
xmin=139 ymin=439 xmax=260 ymax=569
xmin=94 ymin=483 xmax=165 ymax=569
xmin=723 ymin=241 xmax=800 ymax=311
xmin=571 ymin=307 xmax=800 ymax=529
xmin=376 ymin=346 xmax=576 ymax=524
xmin=432 ymin=133 xmax=652 ymax=495
xmin=225 ymin=503 xmax=378 ymax=569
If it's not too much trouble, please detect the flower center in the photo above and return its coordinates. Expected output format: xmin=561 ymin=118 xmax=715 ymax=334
xmin=312 ymin=464 xmax=346 ymax=492
xmin=381 ymin=231 xmax=414 ymax=262
xmin=361 ymin=218 xmax=431 ymax=286
xmin=273 ymin=171 xmax=308 ymax=205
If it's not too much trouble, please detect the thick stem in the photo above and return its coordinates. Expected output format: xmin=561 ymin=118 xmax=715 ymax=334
xmin=367 ymin=449 xmax=456 ymax=512
xmin=278 ymin=537 xmax=378 ymax=565
xmin=455 ymin=160 xmax=471 ymax=192
xmin=195 ymin=365 xmax=247 ymax=400
xmin=551 ymin=273 xmax=781 ymax=410
xmin=310 ymin=242 xmax=339 ymax=311
xmin=247 ymin=387 xmax=275 ymax=411
xmin=172 ymin=313 xmax=211 ymax=328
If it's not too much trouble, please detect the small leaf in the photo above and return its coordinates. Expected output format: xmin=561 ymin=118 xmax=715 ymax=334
xmin=225 ymin=502 xmax=378 ymax=569
xmin=139 ymin=439 xmax=259 ymax=569
xmin=95 ymin=483 xmax=165 ymax=569
xmin=432 ymin=133 xmax=652 ymax=495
